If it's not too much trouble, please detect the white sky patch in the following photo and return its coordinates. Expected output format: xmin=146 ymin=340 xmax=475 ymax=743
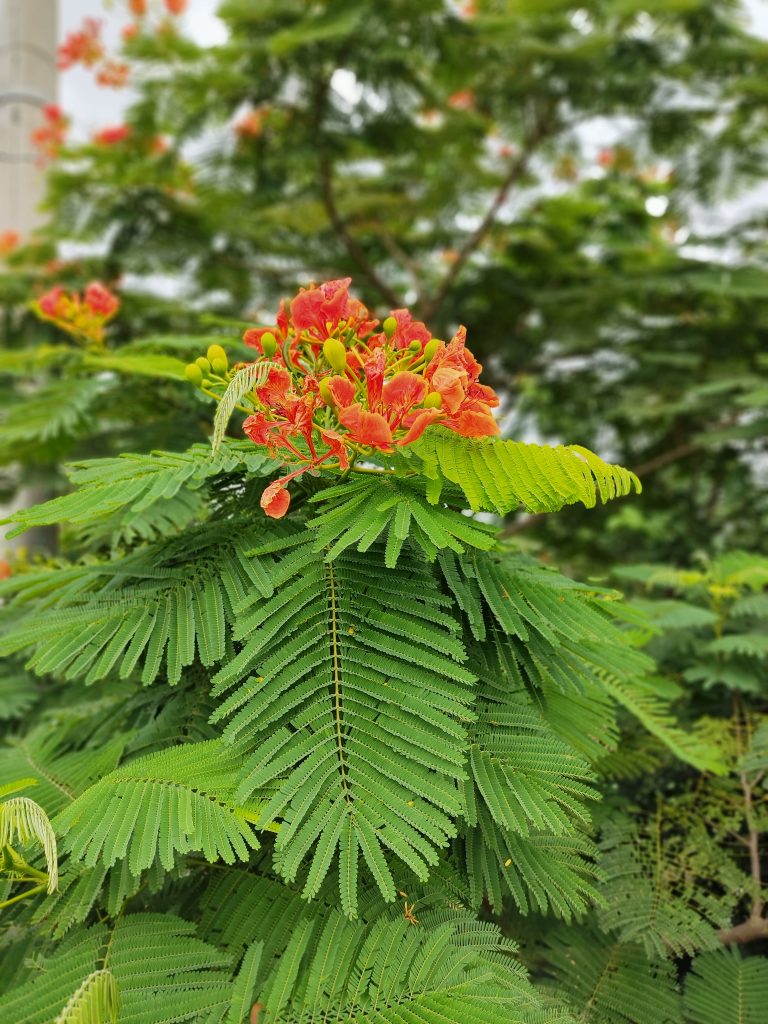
xmin=645 ymin=196 xmax=668 ymax=218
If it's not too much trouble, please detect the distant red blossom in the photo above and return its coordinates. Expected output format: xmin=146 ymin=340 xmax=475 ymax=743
xmin=447 ymin=89 xmax=475 ymax=111
xmin=234 ymin=109 xmax=267 ymax=139
xmin=0 ymin=230 xmax=20 ymax=256
xmin=58 ymin=18 xmax=104 ymax=70
xmin=94 ymin=124 xmax=132 ymax=146
xmin=164 ymin=0 xmax=188 ymax=14
xmin=96 ymin=60 xmax=130 ymax=88
xmin=128 ymin=0 xmax=147 ymax=15
xmin=30 ymin=105 xmax=69 ymax=164
xmin=233 ymin=278 xmax=499 ymax=517
xmin=34 ymin=282 xmax=120 ymax=345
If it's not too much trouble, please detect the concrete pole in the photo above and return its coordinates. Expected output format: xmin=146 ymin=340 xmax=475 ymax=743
xmin=0 ymin=1 xmax=57 ymax=561
xmin=0 ymin=0 xmax=58 ymax=239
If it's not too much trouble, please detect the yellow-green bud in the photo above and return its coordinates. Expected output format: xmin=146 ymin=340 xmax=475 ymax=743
xmin=261 ymin=331 xmax=277 ymax=358
xmin=207 ymin=344 xmax=227 ymax=366
xmin=408 ymin=339 xmax=421 ymax=352
xmin=211 ymin=357 xmax=228 ymax=375
xmin=323 ymin=337 xmax=347 ymax=372
xmin=195 ymin=356 xmax=211 ymax=374
xmin=383 ymin=315 xmax=398 ymax=338
xmin=319 ymin=378 xmax=335 ymax=406
xmin=423 ymin=391 xmax=443 ymax=409
xmin=185 ymin=363 xmax=204 ymax=386
xmin=423 ymin=339 xmax=440 ymax=363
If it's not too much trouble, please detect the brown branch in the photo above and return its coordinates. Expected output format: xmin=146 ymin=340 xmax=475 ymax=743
xmin=720 ymin=706 xmax=766 ymax=945
xmin=417 ymin=112 xmax=553 ymax=323
xmin=631 ymin=442 xmax=700 ymax=478
xmin=319 ymin=156 xmax=402 ymax=310
xmin=719 ymin=915 xmax=768 ymax=945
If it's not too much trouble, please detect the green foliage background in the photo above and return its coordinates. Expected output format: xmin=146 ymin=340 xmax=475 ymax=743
xmin=1 ymin=0 xmax=768 ymax=1021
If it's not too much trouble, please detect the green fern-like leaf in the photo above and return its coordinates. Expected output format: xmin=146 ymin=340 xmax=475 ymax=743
xmin=211 ymin=532 xmax=476 ymax=913
xmin=55 ymin=740 xmax=261 ymax=875
xmin=53 ymin=969 xmax=118 ymax=1024
xmin=543 ymin=925 xmax=681 ymax=1024
xmin=0 ymin=795 xmax=58 ymax=892
xmin=0 ymin=520 xmax=272 ymax=687
xmin=211 ymin=361 xmax=273 ymax=453
xmin=440 ymin=550 xmax=725 ymax=774
xmin=683 ymin=947 xmax=768 ymax=1023
xmin=408 ymin=427 xmax=641 ymax=514
xmin=200 ymin=872 xmax=555 ymax=1024
xmin=307 ymin=474 xmax=498 ymax=566
xmin=1 ymin=441 xmax=277 ymax=542
xmin=0 ymin=914 xmax=233 ymax=1024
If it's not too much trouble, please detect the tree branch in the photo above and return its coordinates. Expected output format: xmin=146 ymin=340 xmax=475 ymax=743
xmin=417 ymin=110 xmax=553 ymax=323
xmin=319 ymin=156 xmax=402 ymax=310
xmin=721 ymin=707 xmax=766 ymax=945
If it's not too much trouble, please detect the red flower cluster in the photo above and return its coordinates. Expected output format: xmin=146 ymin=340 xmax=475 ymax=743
xmin=94 ymin=125 xmax=132 ymax=146
xmin=237 ymin=279 xmax=499 ymax=517
xmin=164 ymin=0 xmax=188 ymax=13
xmin=30 ymin=105 xmax=69 ymax=165
xmin=58 ymin=18 xmax=104 ymax=70
xmin=34 ymin=282 xmax=120 ymax=346
xmin=0 ymin=230 xmax=20 ymax=256
xmin=95 ymin=59 xmax=131 ymax=89
xmin=234 ymin=109 xmax=268 ymax=140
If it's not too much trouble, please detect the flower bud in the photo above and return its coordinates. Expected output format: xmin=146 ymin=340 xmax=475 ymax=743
xmin=211 ymin=357 xmax=228 ymax=375
xmin=408 ymin=339 xmax=421 ymax=352
xmin=423 ymin=391 xmax=443 ymax=409
xmin=423 ymin=339 xmax=440 ymax=363
xmin=319 ymin=378 xmax=335 ymax=407
xmin=383 ymin=315 xmax=398 ymax=338
xmin=207 ymin=343 xmax=227 ymax=367
xmin=323 ymin=337 xmax=347 ymax=372
xmin=195 ymin=356 xmax=211 ymax=374
xmin=185 ymin=363 xmax=203 ymax=386
xmin=261 ymin=331 xmax=277 ymax=357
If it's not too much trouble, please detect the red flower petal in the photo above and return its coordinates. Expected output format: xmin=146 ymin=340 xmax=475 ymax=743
xmin=397 ymin=408 xmax=443 ymax=446
xmin=337 ymin=404 xmax=393 ymax=448
xmin=260 ymin=480 xmax=291 ymax=518
xmin=327 ymin=375 xmax=356 ymax=408
xmin=382 ymin=371 xmax=427 ymax=424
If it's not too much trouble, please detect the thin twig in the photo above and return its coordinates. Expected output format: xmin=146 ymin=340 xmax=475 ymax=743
xmin=319 ymin=155 xmax=402 ymax=309
xmin=418 ymin=109 xmax=554 ymax=322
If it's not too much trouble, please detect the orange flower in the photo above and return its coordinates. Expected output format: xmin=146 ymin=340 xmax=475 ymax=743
xmin=84 ymin=282 xmax=120 ymax=317
xmin=425 ymin=327 xmax=499 ymax=437
xmin=235 ymin=110 xmax=266 ymax=139
xmin=290 ymin=278 xmax=373 ymax=342
xmin=94 ymin=125 xmax=131 ymax=146
xmin=34 ymin=282 xmax=120 ymax=345
xmin=260 ymin=480 xmax=291 ymax=519
xmin=30 ymin=105 xmax=69 ymax=164
xmin=129 ymin=0 xmax=147 ymax=15
xmin=164 ymin=0 xmax=187 ymax=13
xmin=96 ymin=60 xmax=130 ymax=88
xmin=230 ymin=281 xmax=499 ymax=515
xmin=447 ymin=89 xmax=475 ymax=111
xmin=0 ymin=230 xmax=20 ymax=256
xmin=58 ymin=18 xmax=104 ymax=70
